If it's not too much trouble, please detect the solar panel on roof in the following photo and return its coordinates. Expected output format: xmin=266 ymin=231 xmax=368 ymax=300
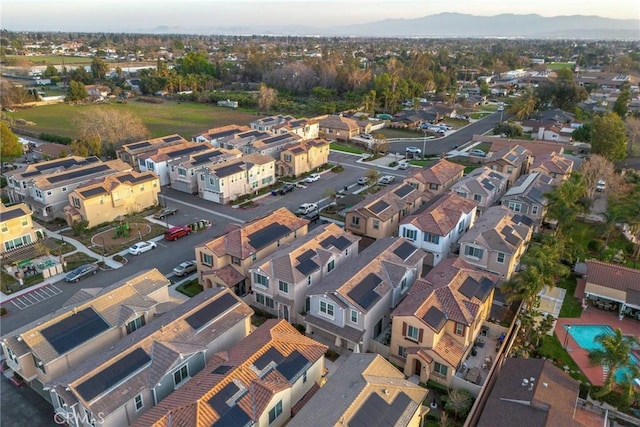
xmin=529 ymin=188 xmax=543 ymax=200
xmin=263 ymin=134 xmax=291 ymax=144
xmin=296 ymin=258 xmax=319 ymax=275
xmin=394 ymin=185 xmax=414 ymax=198
xmin=85 ymin=156 xmax=100 ymax=164
xmin=2 ymin=206 xmax=27 ymax=221
xmin=215 ymin=163 xmax=244 ymax=178
xmin=422 ymin=306 xmax=447 ymax=332
xmin=369 ymin=200 xmax=390 ymax=215
xmin=210 ymin=129 xmax=242 ymax=139
xmin=125 ymin=141 xmax=152 ymax=151
xmin=276 ymin=350 xmax=309 ymax=381
xmin=207 ymin=382 xmax=240 ymax=415
xmin=500 ymin=226 xmax=513 ymax=237
xmin=393 ymin=241 xmax=417 ymax=260
xmin=254 ymin=347 xmax=285 ymax=371
xmin=247 ymin=223 xmax=291 ymax=251
xmin=47 ymin=164 xmax=110 ymax=184
xmin=76 ymin=348 xmax=150 ymax=401
xmin=214 ymin=404 xmax=252 ymax=427
xmin=475 ymin=277 xmax=495 ymax=302
xmin=79 ymin=186 xmax=108 ymax=198
xmin=348 ymin=273 xmax=382 ymax=310
xmin=163 ymin=135 xmax=183 ymax=143
xmin=320 ymin=235 xmax=351 ymax=251
xmin=458 ymin=277 xmax=480 ymax=299
xmin=489 ymin=172 xmax=504 ymax=180
xmin=515 ymin=215 xmax=534 ymax=227
xmin=349 ymin=392 xmax=413 ymax=427
xmin=481 ymin=179 xmax=495 ymax=191
xmin=185 ymin=292 xmax=238 ymax=330
xmin=40 ymin=307 xmax=109 ymax=355
xmin=506 ymin=154 xmax=518 ymax=162
xmin=212 ymin=365 xmax=233 ymax=375
xmin=505 ymin=233 xmax=521 ymax=246
xmin=167 ymin=145 xmax=209 ymax=159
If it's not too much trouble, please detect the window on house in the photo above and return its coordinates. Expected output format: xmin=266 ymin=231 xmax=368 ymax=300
xmin=398 ymin=346 xmax=407 ymax=357
xmin=429 ymin=183 xmax=439 ymax=190
xmin=256 ymin=293 xmax=265 ymax=305
xmin=56 ymin=394 xmax=66 ymax=409
xmin=351 ymin=216 xmax=360 ymax=226
xmin=231 ymin=256 xmax=241 ymax=266
xmin=252 ymin=253 xmax=257 ymax=262
xmin=350 ymin=309 xmax=358 ymax=323
xmin=458 ymin=221 xmax=465 ymax=233
xmin=178 ymin=168 xmax=187 ymax=176
xmin=268 ymin=400 xmax=283 ymax=424
xmin=173 ymin=365 xmax=189 ymax=387
xmin=278 ymin=281 xmax=289 ymax=294
xmin=497 ymin=252 xmax=506 ymax=264
xmin=265 ymin=296 xmax=275 ymax=309
xmin=6 ymin=347 xmax=18 ymax=364
xmin=473 ymin=194 xmax=482 ymax=202
xmin=254 ymin=273 xmax=269 ymax=288
xmin=532 ymin=205 xmax=539 ymax=215
xmin=456 ymin=190 xmax=467 ymax=197
xmin=33 ymin=355 xmax=46 ymax=373
xmin=407 ymin=325 xmax=420 ymax=341
xmin=46 ymin=190 xmax=52 ymax=196
xmin=455 ymin=323 xmax=465 ymax=336
xmin=507 ymin=201 xmax=522 ymax=212
xmin=420 ymin=232 xmax=439 ymax=244
xmin=62 ymin=187 xmax=68 ymax=192
xmin=372 ymin=220 xmax=380 ymax=230
xmin=401 ymin=278 xmax=408 ymax=293
xmin=202 ymin=253 xmax=213 ymax=267
xmin=464 ymin=246 xmax=484 ymax=260
xmin=35 ymin=189 xmax=43 ymax=199
xmin=284 ymin=154 xmax=292 ymax=162
xmin=327 ymin=260 xmax=335 ymax=273
xmin=403 ymin=228 xmax=417 ymax=241
xmin=1 ymin=223 xmax=8 ymax=233
xmin=303 ymin=371 xmax=307 ymax=383
xmin=319 ymin=300 xmax=334 ymax=317
xmin=134 ymin=394 xmax=143 ymax=411
xmin=126 ymin=315 xmax=146 ymax=334
xmin=434 ymin=362 xmax=448 ymax=376
xmin=307 ymin=276 xmax=312 ymax=286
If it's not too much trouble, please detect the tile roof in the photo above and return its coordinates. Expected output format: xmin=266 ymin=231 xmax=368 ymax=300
xmin=121 ymin=134 xmax=189 ymax=154
xmin=475 ymin=134 xmax=562 ymax=158
xmin=400 ymin=192 xmax=477 ymax=235
xmin=487 ymin=145 xmax=531 ymax=167
xmin=531 ymin=153 xmax=574 ymax=176
xmin=451 ymin=166 xmax=508 ymax=197
xmin=133 ymin=320 xmax=327 ymax=427
xmin=458 ymin=206 xmax=532 ymax=254
xmin=433 ymin=333 xmax=466 ymax=367
xmin=346 ymin=182 xmax=421 ymax=221
xmin=32 ymin=159 xmax=132 ymax=190
xmin=73 ymin=170 xmax=158 ymax=199
xmin=503 ymin=172 xmax=553 ymax=205
xmin=139 ymin=142 xmax=213 ymax=163
xmin=585 ymin=260 xmax=640 ymax=293
xmin=318 ymin=114 xmax=360 ymax=131
xmin=407 ymin=159 xmax=465 ymax=186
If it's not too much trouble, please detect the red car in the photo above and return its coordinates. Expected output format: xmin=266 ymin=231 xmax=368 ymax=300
xmin=164 ymin=226 xmax=191 ymax=241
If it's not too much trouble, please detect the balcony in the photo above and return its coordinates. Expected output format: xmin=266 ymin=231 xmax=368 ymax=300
xmin=454 ymin=322 xmax=508 ymax=387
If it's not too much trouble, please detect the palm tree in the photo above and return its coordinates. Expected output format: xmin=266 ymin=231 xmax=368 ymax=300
xmin=618 ymin=364 xmax=640 ymax=408
xmin=508 ymin=87 xmax=538 ymax=121
xmin=589 ymin=328 xmax=638 ymax=397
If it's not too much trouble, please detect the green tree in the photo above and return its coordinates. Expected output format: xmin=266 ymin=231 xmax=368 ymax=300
xmin=69 ymin=66 xmax=94 ymax=85
xmin=545 ymin=173 xmax=587 ymax=233
xmin=571 ymin=122 xmax=592 ymax=143
xmin=618 ymin=364 xmax=640 ymax=408
xmin=493 ymin=123 xmax=523 ymax=138
xmin=43 ymin=64 xmax=59 ymax=78
xmin=90 ymin=57 xmax=109 ymax=80
xmin=588 ymin=328 xmax=637 ymax=397
xmin=0 ymin=122 xmax=23 ymax=171
xmin=508 ymin=87 xmax=537 ymax=121
xmin=65 ymin=80 xmax=87 ymax=102
xmin=591 ymin=112 xmax=627 ymax=162
xmin=613 ymin=84 xmax=631 ymax=118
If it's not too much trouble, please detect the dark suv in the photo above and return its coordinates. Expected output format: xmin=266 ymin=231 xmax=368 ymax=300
xmin=278 ymin=183 xmax=295 ymax=195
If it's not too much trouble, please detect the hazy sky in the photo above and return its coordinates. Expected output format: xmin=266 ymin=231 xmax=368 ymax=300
xmin=2 ymin=0 xmax=638 ymax=32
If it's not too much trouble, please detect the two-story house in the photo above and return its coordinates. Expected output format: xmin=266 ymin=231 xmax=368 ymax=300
xmin=317 ymin=114 xmax=360 ymax=141
xmin=304 ymin=238 xmax=426 ymax=353
xmin=277 ymin=139 xmax=331 ymax=177
xmin=247 ymin=133 xmax=302 ymax=159
xmin=0 ymin=269 xmax=170 ymax=399
xmin=196 ymin=208 xmax=309 ymax=296
xmin=404 ymin=159 xmax=465 ymax=199
xmin=47 ymin=288 xmax=253 ymax=427
xmin=117 ymin=135 xmax=189 ymax=169
xmin=167 ymin=147 xmax=242 ymax=194
xmin=530 ymin=153 xmax=574 ymax=186
xmin=582 ymin=260 xmax=640 ymax=318
xmin=196 ymin=153 xmax=276 ymax=204
xmin=137 ymin=142 xmax=214 ymax=186
xmin=5 ymin=157 xmax=132 ymax=221
xmin=390 ymin=258 xmax=499 ymax=387
xmin=272 ymin=117 xmax=320 ymax=141
xmin=501 ymin=172 xmax=554 ymax=230
xmin=485 ymin=145 xmax=532 ymax=187
xmin=64 ymin=171 xmax=160 ymax=228
xmin=192 ymin=124 xmax=251 ymax=146
xmin=0 ymin=203 xmax=42 ymax=253
xmin=450 ymin=167 xmax=509 ymax=216
xmin=399 ymin=193 xmax=478 ymax=266
xmin=290 ymin=353 xmax=428 ymax=427
xmin=248 ymin=223 xmax=360 ymax=324
xmin=133 ymin=319 xmax=327 ymax=427
xmin=251 ymin=115 xmax=296 ymax=132
xmin=344 ymin=183 xmax=424 ymax=240
xmin=458 ymin=206 xmax=534 ymax=280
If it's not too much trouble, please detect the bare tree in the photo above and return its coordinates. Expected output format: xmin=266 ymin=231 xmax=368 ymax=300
xmin=257 ymin=83 xmax=277 ymax=113
xmin=73 ymin=107 xmax=150 ymax=153
xmin=580 ymin=154 xmax=617 ymax=199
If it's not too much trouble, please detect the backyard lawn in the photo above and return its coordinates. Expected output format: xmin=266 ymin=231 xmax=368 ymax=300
xmin=176 ymin=279 xmax=203 ymax=297
xmin=556 ymin=275 xmax=583 ymax=318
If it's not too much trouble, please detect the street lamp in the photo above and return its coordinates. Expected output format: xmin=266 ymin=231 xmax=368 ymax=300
xmin=563 ymin=325 xmax=572 ymax=350
xmin=422 ymin=129 xmax=428 ymax=160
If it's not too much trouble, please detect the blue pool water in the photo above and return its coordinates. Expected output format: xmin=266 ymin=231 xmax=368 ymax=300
xmin=565 ymin=324 xmax=639 ymax=383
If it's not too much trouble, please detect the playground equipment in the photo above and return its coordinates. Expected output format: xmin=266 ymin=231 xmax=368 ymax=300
xmin=113 ymin=222 xmax=130 ymax=238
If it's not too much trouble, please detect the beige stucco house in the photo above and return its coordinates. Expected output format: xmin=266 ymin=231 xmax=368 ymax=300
xmin=277 ymin=139 xmax=331 ymax=177
xmin=404 ymin=159 xmax=465 ymax=199
xmin=0 ymin=203 xmax=42 ymax=254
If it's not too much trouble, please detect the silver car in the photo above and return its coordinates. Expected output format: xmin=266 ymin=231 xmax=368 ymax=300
xmin=173 ymin=260 xmax=197 ymax=277
xmin=65 ymin=264 xmax=99 ymax=282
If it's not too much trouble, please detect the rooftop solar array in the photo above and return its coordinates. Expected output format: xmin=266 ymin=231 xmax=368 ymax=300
xmin=481 ymin=178 xmax=495 ymax=191
xmin=125 ymin=141 xmax=152 ymax=151
xmin=2 ymin=206 xmax=28 ymax=221
xmin=253 ymin=347 xmax=285 ymax=371
xmin=489 ymin=172 xmax=504 ymax=180
xmin=185 ymin=292 xmax=237 ymax=330
xmin=207 ymin=382 xmax=241 ymax=416
xmin=192 ymin=150 xmax=223 ymax=166
xmin=22 ymin=157 xmax=99 ymax=178
xmin=166 ymin=145 xmax=209 ymax=159
xmin=47 ymin=164 xmax=110 ymax=184
xmin=320 ymin=235 xmax=351 ymax=251
xmin=248 ymin=223 xmax=291 ymax=251
xmin=212 ymin=365 xmax=233 ymax=375
xmin=513 ymin=214 xmax=534 ymax=227
xmin=76 ymin=348 xmax=151 ymax=401
xmin=214 ymin=404 xmax=252 ymax=427
xmin=394 ymin=185 xmax=414 ymax=198
xmin=238 ymin=130 xmax=264 ymax=139
xmin=423 ymin=306 xmax=447 ymax=332
xmin=276 ymin=350 xmax=309 ymax=381
xmin=458 ymin=276 xmax=496 ymax=302
xmin=506 ymin=153 xmax=518 ymax=162
xmin=504 ymin=232 xmax=521 ymax=246
xmin=116 ymin=173 xmax=153 ymax=184
xmin=263 ymin=134 xmax=292 ymax=144
xmin=348 ymin=273 xmax=382 ymax=310
xmin=475 ymin=277 xmax=496 ymax=302
xmin=40 ymin=307 xmax=109 ymax=355
xmin=349 ymin=392 xmax=413 ymax=427
xmin=163 ymin=135 xmax=184 ymax=143
xmin=79 ymin=186 xmax=108 ymax=198
xmin=296 ymin=250 xmax=319 ymax=275
xmin=393 ymin=241 xmax=417 ymax=260
xmin=368 ymin=200 xmax=390 ymax=215
xmin=529 ymin=188 xmax=543 ymax=201
xmin=208 ymin=129 xmax=242 ymax=139
xmin=215 ymin=162 xmax=244 ymax=178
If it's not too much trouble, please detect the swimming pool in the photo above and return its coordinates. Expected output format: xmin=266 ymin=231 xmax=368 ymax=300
xmin=565 ymin=324 xmax=639 ymax=383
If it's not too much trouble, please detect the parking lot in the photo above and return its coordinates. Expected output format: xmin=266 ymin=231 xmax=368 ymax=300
xmin=9 ymin=284 xmax=63 ymax=310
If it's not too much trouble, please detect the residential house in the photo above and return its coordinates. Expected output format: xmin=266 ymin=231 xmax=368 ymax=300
xmin=317 ymin=114 xmax=360 ymax=141
xmin=399 ymin=193 xmax=478 ymax=266
xmin=47 ymin=288 xmax=253 ymax=427
xmin=64 ymin=170 xmax=160 ymax=228
xmin=196 ymin=153 xmax=276 ymax=204
xmin=251 ymin=115 xmax=296 ymax=132
xmin=501 ymin=172 xmax=554 ymax=228
xmin=344 ymin=182 xmax=424 ymax=240
xmin=530 ymin=154 xmax=574 ymax=186
xmin=251 ymin=115 xmax=320 ymax=141
xmin=196 ymin=208 xmax=309 ymax=296
xmin=476 ymin=358 xmax=583 ymax=427
xmin=133 ymin=320 xmax=328 ymax=427
xmin=192 ymin=124 xmax=251 ymax=146
xmin=582 ymin=260 xmax=640 ymax=318
xmin=216 ymin=129 xmax=272 ymax=153
xmin=290 ymin=353 xmax=428 ymax=427
xmin=85 ymin=85 xmax=110 ymax=100
xmin=249 ymin=223 xmax=360 ymax=324
xmin=167 ymin=147 xmax=243 ymax=194
xmin=485 ymin=145 xmax=532 ymax=187
xmin=450 ymin=167 xmax=509 ymax=215
xmin=31 ymin=142 xmax=68 ymax=161
xmin=117 ymin=135 xmax=189 ymax=169
xmin=247 ymin=132 xmax=302 ymax=159
xmin=0 ymin=269 xmax=170 ymax=398
xmin=277 ymin=139 xmax=331 ymax=177
xmin=390 ymin=258 xmax=499 ymax=387
xmin=0 ymin=203 xmax=42 ymax=253
xmin=472 ymin=135 xmax=564 ymax=160
xmin=391 ymin=110 xmax=439 ymax=128
xmin=404 ymin=158 xmax=466 ymax=199
xmin=137 ymin=141 xmax=214 ymax=186
xmin=535 ymin=125 xmax=574 ymax=143
xmin=458 ymin=206 xmax=534 ymax=280
xmin=5 ymin=157 xmax=131 ymax=221
xmin=304 ymin=238 xmax=426 ymax=353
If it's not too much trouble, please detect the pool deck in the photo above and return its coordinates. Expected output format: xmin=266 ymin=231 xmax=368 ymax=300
xmin=555 ymin=309 xmax=640 ymax=386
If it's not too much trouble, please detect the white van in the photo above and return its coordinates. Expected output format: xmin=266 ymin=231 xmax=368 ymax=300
xmin=297 ymin=203 xmax=318 ymax=215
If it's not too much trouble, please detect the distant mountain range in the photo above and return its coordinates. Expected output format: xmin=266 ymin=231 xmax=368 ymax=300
xmin=146 ymin=13 xmax=639 ymax=39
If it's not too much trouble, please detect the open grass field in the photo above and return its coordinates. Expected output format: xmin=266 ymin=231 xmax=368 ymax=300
xmin=6 ymin=100 xmax=259 ymax=139
xmin=547 ymin=62 xmax=576 ymax=70
xmin=5 ymin=55 xmax=157 ymax=69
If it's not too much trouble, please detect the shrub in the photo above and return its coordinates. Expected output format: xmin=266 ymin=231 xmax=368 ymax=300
xmin=444 ymin=388 xmax=474 ymax=419
xmin=113 ymin=254 xmax=125 ymax=262
xmin=39 ymin=133 xmax=73 ymax=145
xmin=588 ymin=239 xmax=604 ymax=252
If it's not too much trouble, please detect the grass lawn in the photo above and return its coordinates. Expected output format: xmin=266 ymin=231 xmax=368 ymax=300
xmin=556 ymin=275 xmax=583 ymax=318
xmin=176 ymin=279 xmax=203 ymax=297
xmin=548 ymin=62 xmax=576 ymax=70
xmin=565 ymin=221 xmax=637 ymax=269
xmin=330 ymin=142 xmax=365 ymax=154
xmin=6 ymin=100 xmax=258 ymax=139
xmin=5 ymin=54 xmax=96 ymax=66
xmin=378 ymin=128 xmax=424 ymax=139
xmin=63 ymin=252 xmax=98 ymax=270
xmin=538 ymin=334 xmax=589 ymax=384
xmin=470 ymin=112 xmax=492 ymax=120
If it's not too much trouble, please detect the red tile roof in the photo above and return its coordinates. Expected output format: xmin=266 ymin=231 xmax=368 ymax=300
xmin=586 ymin=260 xmax=640 ymax=292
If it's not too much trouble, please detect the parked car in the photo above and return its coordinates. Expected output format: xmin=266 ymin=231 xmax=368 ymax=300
xmin=398 ymin=162 xmax=410 ymax=170
xmin=469 ymin=149 xmax=487 ymax=157
xmin=436 ymin=129 xmax=446 ymax=135
xmin=164 ymin=225 xmax=191 ymax=241
xmin=128 ymin=241 xmax=157 ymax=255
xmin=378 ymin=175 xmax=396 ymax=185
xmin=65 ymin=264 xmax=99 ymax=283
xmin=357 ymin=177 xmax=369 ymax=185
xmin=172 ymin=260 xmax=197 ymax=277
xmin=596 ymin=180 xmax=606 ymax=192
xmin=439 ymin=124 xmax=453 ymax=131
xmin=153 ymin=207 xmax=179 ymax=219
xmin=406 ymin=147 xmax=421 ymax=154
xmin=302 ymin=211 xmax=320 ymax=223
xmin=360 ymin=133 xmax=373 ymax=139
xmin=297 ymin=203 xmax=318 ymax=215
xmin=278 ymin=183 xmax=295 ymax=195
xmin=305 ymin=173 xmax=321 ymax=183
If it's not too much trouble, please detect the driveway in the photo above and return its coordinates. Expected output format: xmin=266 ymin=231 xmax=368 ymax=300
xmin=1 ymin=375 xmax=53 ymax=427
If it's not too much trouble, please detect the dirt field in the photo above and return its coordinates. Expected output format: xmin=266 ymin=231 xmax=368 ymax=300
xmin=91 ymin=223 xmax=152 ymax=248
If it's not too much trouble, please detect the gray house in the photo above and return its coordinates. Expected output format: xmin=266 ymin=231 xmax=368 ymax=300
xmin=450 ymin=166 xmax=509 ymax=215
xmin=501 ymin=172 xmax=553 ymax=230
xmin=304 ymin=237 xmax=426 ymax=353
